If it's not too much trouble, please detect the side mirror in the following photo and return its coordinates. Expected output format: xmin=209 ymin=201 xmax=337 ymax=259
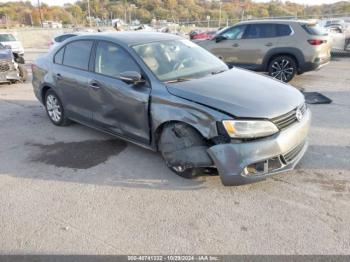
xmin=215 ymin=35 xmax=227 ymax=43
xmin=119 ymin=71 xmax=145 ymax=84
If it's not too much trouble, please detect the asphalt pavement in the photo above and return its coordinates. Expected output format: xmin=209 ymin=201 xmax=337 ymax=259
xmin=0 ymin=52 xmax=349 ymax=254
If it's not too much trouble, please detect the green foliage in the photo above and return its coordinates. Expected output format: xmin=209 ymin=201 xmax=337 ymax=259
xmin=0 ymin=0 xmax=349 ymax=27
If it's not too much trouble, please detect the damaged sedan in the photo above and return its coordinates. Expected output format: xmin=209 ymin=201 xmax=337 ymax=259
xmin=32 ymin=32 xmax=311 ymax=186
xmin=0 ymin=43 xmax=27 ymax=83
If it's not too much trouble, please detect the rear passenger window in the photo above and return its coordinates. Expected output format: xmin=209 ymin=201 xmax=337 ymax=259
xmin=94 ymin=41 xmax=140 ymax=78
xmin=245 ymin=24 xmax=278 ymax=39
xmin=63 ymin=40 xmax=93 ymax=70
xmin=277 ymin=24 xmax=292 ymax=36
xmin=54 ymin=47 xmax=65 ymax=64
xmin=301 ymin=24 xmax=327 ymax=36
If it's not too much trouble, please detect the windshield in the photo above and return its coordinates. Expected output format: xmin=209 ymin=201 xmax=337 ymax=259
xmin=0 ymin=34 xmax=16 ymax=42
xmin=132 ymin=39 xmax=228 ymax=82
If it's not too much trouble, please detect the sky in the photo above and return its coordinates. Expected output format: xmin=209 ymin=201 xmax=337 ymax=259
xmin=0 ymin=0 xmax=347 ymax=6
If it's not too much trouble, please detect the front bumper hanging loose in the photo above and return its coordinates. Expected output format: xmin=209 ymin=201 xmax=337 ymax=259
xmin=208 ymin=109 xmax=311 ymax=186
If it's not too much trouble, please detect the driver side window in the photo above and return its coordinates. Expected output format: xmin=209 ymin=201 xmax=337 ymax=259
xmin=221 ymin=25 xmax=247 ymax=40
xmin=94 ymin=41 xmax=140 ymax=78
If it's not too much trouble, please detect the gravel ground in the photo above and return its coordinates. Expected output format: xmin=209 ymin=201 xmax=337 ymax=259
xmin=0 ymin=52 xmax=349 ymax=255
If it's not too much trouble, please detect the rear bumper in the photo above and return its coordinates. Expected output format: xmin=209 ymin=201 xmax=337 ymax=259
xmin=208 ymin=109 xmax=311 ymax=186
xmin=300 ymin=56 xmax=330 ymax=73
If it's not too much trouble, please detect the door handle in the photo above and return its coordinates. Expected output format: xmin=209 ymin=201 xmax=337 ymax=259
xmin=56 ymin=73 xmax=62 ymax=80
xmin=265 ymin=43 xmax=273 ymax=47
xmin=232 ymin=43 xmax=239 ymax=47
xmin=88 ymin=80 xmax=101 ymax=90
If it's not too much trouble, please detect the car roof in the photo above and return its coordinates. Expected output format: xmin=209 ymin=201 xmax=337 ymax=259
xmin=54 ymin=31 xmax=85 ymax=37
xmin=74 ymin=32 xmax=182 ymax=46
xmin=235 ymin=19 xmax=312 ymax=25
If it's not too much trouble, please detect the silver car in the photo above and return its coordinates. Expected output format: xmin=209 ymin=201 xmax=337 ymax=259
xmin=198 ymin=20 xmax=331 ymax=82
xmin=327 ymin=25 xmax=350 ymax=52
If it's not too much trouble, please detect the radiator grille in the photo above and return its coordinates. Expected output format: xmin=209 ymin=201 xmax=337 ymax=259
xmin=283 ymin=142 xmax=305 ymax=163
xmin=271 ymin=103 xmax=307 ymax=130
xmin=0 ymin=61 xmax=10 ymax=72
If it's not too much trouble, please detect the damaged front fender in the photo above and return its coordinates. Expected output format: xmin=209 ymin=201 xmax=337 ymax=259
xmin=158 ymin=122 xmax=213 ymax=169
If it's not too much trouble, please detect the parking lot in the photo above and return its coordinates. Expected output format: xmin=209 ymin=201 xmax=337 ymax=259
xmin=0 ymin=50 xmax=349 ymax=254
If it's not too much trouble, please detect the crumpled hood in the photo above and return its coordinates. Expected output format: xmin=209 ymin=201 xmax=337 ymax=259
xmin=166 ymin=68 xmax=305 ymax=119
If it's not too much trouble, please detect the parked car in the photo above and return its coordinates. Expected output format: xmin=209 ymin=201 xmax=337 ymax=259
xmin=32 ymin=32 xmax=311 ymax=186
xmin=49 ymin=32 xmax=86 ymax=51
xmin=323 ymin=19 xmax=347 ymax=28
xmin=0 ymin=32 xmax=24 ymax=56
xmin=326 ymin=25 xmax=350 ymax=52
xmin=197 ymin=20 xmax=331 ymax=82
xmin=0 ymin=43 xmax=27 ymax=83
xmin=190 ymin=30 xmax=217 ymax=40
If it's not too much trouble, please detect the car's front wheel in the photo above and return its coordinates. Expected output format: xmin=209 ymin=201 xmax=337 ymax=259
xmin=45 ymin=90 xmax=70 ymax=126
xmin=158 ymin=123 xmax=209 ymax=179
xmin=268 ymin=55 xmax=297 ymax=83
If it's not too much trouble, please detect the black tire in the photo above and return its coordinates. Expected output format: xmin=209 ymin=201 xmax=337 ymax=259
xmin=268 ymin=55 xmax=297 ymax=83
xmin=18 ymin=64 xmax=28 ymax=82
xmin=44 ymin=89 xmax=71 ymax=126
xmin=158 ymin=123 xmax=208 ymax=179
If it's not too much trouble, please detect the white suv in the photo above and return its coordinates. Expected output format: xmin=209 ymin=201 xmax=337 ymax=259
xmin=0 ymin=33 xmax=24 ymax=55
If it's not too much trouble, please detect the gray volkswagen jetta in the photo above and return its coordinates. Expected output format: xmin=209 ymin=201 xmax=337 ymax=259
xmin=32 ymin=32 xmax=311 ymax=186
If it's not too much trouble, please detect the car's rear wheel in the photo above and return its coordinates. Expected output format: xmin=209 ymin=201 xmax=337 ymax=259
xmin=158 ymin=123 xmax=208 ymax=179
xmin=268 ymin=55 xmax=297 ymax=83
xmin=45 ymin=90 xmax=70 ymax=126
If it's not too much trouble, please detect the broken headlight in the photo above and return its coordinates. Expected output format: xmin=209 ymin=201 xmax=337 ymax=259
xmin=222 ymin=120 xmax=278 ymax=139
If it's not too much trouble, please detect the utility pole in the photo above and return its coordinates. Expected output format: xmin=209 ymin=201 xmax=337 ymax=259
xmin=87 ymin=0 xmax=92 ymax=27
xmin=124 ymin=0 xmax=127 ymax=26
xmin=219 ymin=1 xmax=222 ymax=28
xmin=29 ymin=13 xmax=33 ymax=27
xmin=37 ymin=0 xmax=43 ymax=28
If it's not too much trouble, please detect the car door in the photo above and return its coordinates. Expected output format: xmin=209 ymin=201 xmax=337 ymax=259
xmin=52 ymin=40 xmax=94 ymax=124
xmin=236 ymin=23 xmax=280 ymax=68
xmin=89 ymin=41 xmax=151 ymax=144
xmin=208 ymin=25 xmax=248 ymax=65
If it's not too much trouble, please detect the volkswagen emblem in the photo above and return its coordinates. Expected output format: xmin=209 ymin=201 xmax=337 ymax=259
xmin=296 ymin=108 xmax=303 ymax=121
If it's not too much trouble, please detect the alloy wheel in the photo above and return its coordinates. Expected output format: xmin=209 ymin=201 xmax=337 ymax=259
xmin=270 ymin=58 xmax=295 ymax=82
xmin=46 ymin=94 xmax=62 ymax=122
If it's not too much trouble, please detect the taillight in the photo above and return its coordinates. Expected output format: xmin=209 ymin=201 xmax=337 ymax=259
xmin=308 ymin=39 xmax=326 ymax=45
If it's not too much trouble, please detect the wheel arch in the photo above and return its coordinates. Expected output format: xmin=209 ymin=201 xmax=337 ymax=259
xmin=263 ymin=48 xmax=305 ymax=72
xmin=40 ymin=83 xmax=56 ymax=104
xmin=154 ymin=120 xmax=207 ymax=151
xmin=155 ymin=120 xmax=214 ymax=169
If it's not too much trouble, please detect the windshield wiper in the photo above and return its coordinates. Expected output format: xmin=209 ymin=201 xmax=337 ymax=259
xmin=165 ymin=78 xmax=192 ymax=83
xmin=211 ymin=69 xmax=227 ymax=75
